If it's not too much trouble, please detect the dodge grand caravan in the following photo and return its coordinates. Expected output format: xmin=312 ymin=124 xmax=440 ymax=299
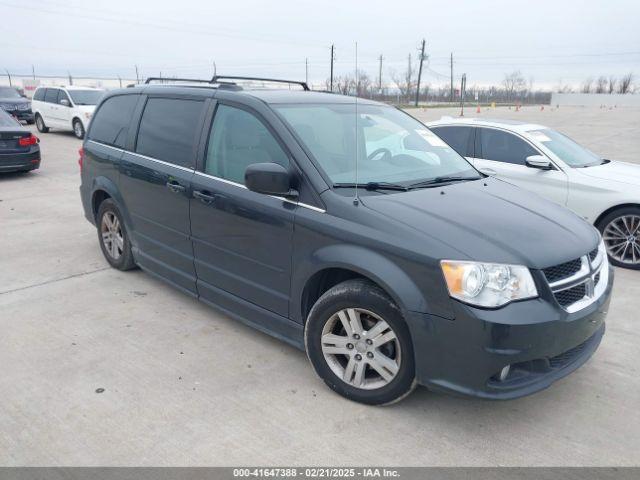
xmin=79 ymin=76 xmax=613 ymax=405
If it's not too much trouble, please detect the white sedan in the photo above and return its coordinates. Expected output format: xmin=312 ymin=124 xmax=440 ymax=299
xmin=428 ymin=117 xmax=640 ymax=269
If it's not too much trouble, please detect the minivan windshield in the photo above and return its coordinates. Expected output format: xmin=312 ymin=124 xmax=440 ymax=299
xmin=527 ymin=129 xmax=603 ymax=168
xmin=274 ymin=104 xmax=480 ymax=187
xmin=68 ymin=89 xmax=105 ymax=106
xmin=0 ymin=87 xmax=21 ymax=99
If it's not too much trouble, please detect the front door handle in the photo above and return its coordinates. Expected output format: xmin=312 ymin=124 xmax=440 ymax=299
xmin=479 ymin=167 xmax=497 ymax=176
xmin=193 ymin=190 xmax=216 ymax=204
xmin=166 ymin=181 xmax=186 ymax=194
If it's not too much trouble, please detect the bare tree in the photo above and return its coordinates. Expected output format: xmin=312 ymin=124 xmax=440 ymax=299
xmin=618 ymin=73 xmax=633 ymax=94
xmin=355 ymin=70 xmax=372 ymax=97
xmin=502 ymin=70 xmax=526 ymax=101
xmin=581 ymin=77 xmax=593 ymax=93
xmin=595 ymin=76 xmax=607 ymax=93
xmin=608 ymin=76 xmax=617 ymax=94
xmin=391 ymin=54 xmax=415 ymax=101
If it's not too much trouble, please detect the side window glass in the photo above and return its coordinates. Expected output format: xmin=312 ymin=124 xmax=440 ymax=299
xmin=479 ymin=128 xmax=538 ymax=165
xmin=88 ymin=95 xmax=139 ymax=148
xmin=431 ymin=126 xmax=473 ymax=157
xmin=33 ymin=89 xmax=45 ymax=101
xmin=57 ymin=90 xmax=70 ymax=105
xmin=44 ymin=89 xmax=58 ymax=104
xmin=135 ymin=97 xmax=205 ymax=168
xmin=205 ymin=104 xmax=289 ymax=185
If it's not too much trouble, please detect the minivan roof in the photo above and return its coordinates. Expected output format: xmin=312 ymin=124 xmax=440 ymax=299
xmin=127 ymin=83 xmax=385 ymax=106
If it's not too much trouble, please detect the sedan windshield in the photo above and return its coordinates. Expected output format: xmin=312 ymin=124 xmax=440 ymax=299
xmin=274 ymin=104 xmax=480 ymax=186
xmin=68 ymin=90 xmax=105 ymax=106
xmin=527 ymin=129 xmax=603 ymax=168
xmin=0 ymin=87 xmax=21 ymax=99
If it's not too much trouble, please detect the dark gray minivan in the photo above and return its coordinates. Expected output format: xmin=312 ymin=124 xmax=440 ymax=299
xmin=79 ymin=77 xmax=613 ymax=405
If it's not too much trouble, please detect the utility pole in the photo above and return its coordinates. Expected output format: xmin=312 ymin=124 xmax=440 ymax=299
xmin=378 ymin=54 xmax=383 ymax=95
xmin=213 ymin=61 xmax=217 ymax=78
xmin=32 ymin=65 xmax=35 ymax=80
xmin=415 ymin=39 xmax=426 ymax=107
xmin=5 ymin=69 xmax=12 ymax=86
xmin=450 ymin=53 xmax=454 ymax=103
xmin=459 ymin=73 xmax=467 ymax=116
xmin=118 ymin=76 xmax=122 ymax=88
xmin=305 ymin=57 xmax=308 ymax=85
xmin=330 ymin=44 xmax=335 ymax=92
xmin=135 ymin=65 xmax=140 ymax=84
xmin=68 ymin=71 xmax=73 ymax=86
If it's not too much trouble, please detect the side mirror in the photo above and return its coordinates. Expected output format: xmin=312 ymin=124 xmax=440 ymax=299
xmin=525 ymin=155 xmax=554 ymax=170
xmin=245 ymin=162 xmax=297 ymax=197
xmin=60 ymin=98 xmax=70 ymax=107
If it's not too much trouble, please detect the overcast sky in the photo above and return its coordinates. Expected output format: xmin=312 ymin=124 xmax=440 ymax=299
xmin=1 ymin=0 xmax=639 ymax=88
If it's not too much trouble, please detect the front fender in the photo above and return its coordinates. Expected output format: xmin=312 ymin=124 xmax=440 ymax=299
xmin=292 ymin=244 xmax=429 ymax=323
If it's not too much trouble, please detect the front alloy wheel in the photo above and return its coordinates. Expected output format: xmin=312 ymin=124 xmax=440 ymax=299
xmin=601 ymin=210 xmax=640 ymax=269
xmin=321 ymin=308 xmax=401 ymax=390
xmin=305 ymin=279 xmax=416 ymax=405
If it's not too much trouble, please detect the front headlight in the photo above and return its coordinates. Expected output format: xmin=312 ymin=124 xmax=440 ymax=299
xmin=440 ymin=260 xmax=538 ymax=308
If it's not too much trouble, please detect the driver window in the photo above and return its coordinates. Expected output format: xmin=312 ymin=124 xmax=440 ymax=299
xmin=205 ymin=105 xmax=289 ymax=185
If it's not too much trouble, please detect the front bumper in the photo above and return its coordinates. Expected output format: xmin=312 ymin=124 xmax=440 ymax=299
xmin=0 ymin=148 xmax=41 ymax=172
xmin=406 ymin=266 xmax=614 ymax=399
xmin=2 ymin=109 xmax=34 ymax=122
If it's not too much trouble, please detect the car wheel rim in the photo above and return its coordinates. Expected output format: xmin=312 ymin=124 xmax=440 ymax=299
xmin=74 ymin=122 xmax=82 ymax=137
xmin=321 ymin=308 xmax=401 ymax=390
xmin=603 ymin=214 xmax=640 ymax=265
xmin=37 ymin=117 xmax=43 ymax=130
xmin=100 ymin=212 xmax=124 ymax=260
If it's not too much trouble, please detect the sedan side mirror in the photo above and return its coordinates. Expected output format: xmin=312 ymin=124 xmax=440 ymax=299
xmin=60 ymin=98 xmax=70 ymax=107
xmin=525 ymin=155 xmax=554 ymax=170
xmin=245 ymin=162 xmax=297 ymax=197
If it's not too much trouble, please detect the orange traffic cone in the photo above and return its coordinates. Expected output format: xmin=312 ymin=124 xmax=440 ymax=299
xmin=476 ymin=105 xmax=481 ymax=114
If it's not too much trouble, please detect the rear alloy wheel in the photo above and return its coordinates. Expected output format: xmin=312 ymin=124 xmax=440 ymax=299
xmin=97 ymin=199 xmax=136 ymax=270
xmin=305 ymin=279 xmax=416 ymax=405
xmin=73 ymin=119 xmax=85 ymax=139
xmin=600 ymin=209 xmax=640 ymax=269
xmin=35 ymin=114 xmax=49 ymax=133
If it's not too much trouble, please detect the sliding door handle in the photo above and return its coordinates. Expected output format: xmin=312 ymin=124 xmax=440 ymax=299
xmin=166 ymin=181 xmax=186 ymax=193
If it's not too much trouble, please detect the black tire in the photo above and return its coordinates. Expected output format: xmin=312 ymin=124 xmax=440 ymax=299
xmin=96 ymin=198 xmax=136 ymax=271
xmin=596 ymin=206 xmax=640 ymax=270
xmin=35 ymin=114 xmax=49 ymax=133
xmin=73 ymin=119 xmax=85 ymax=139
xmin=304 ymin=279 xmax=416 ymax=405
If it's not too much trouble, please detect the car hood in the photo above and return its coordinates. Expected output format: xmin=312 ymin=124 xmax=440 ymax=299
xmin=76 ymin=105 xmax=97 ymax=114
xmin=361 ymin=177 xmax=599 ymax=269
xmin=576 ymin=160 xmax=640 ymax=187
xmin=0 ymin=97 xmax=30 ymax=105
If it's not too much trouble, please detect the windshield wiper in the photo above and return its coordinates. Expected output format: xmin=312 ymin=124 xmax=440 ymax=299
xmin=408 ymin=175 xmax=480 ymax=189
xmin=333 ymin=181 xmax=410 ymax=191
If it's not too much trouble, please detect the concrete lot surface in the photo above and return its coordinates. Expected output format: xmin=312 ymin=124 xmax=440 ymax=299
xmin=0 ymin=106 xmax=639 ymax=466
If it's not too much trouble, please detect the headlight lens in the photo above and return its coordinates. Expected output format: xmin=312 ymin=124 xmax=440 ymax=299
xmin=441 ymin=260 xmax=538 ymax=307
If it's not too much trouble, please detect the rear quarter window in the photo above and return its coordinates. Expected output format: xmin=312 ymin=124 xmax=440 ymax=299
xmin=135 ymin=97 xmax=206 ymax=168
xmin=33 ymin=89 xmax=45 ymax=101
xmin=88 ymin=94 xmax=140 ymax=148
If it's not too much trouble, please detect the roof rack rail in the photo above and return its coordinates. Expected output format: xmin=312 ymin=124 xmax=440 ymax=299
xmin=211 ymin=75 xmax=310 ymax=91
xmin=144 ymin=77 xmax=218 ymax=85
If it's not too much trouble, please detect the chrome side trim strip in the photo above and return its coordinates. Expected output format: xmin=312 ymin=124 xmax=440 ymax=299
xmin=87 ymin=142 xmax=327 ymax=213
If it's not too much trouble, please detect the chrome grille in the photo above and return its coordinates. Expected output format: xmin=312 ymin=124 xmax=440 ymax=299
xmin=543 ymin=258 xmax=582 ymax=283
xmin=545 ymin=243 xmax=608 ymax=313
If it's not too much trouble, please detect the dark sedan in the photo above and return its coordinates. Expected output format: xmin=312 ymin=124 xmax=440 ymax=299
xmin=0 ymin=109 xmax=40 ymax=173
xmin=0 ymin=86 xmax=34 ymax=124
